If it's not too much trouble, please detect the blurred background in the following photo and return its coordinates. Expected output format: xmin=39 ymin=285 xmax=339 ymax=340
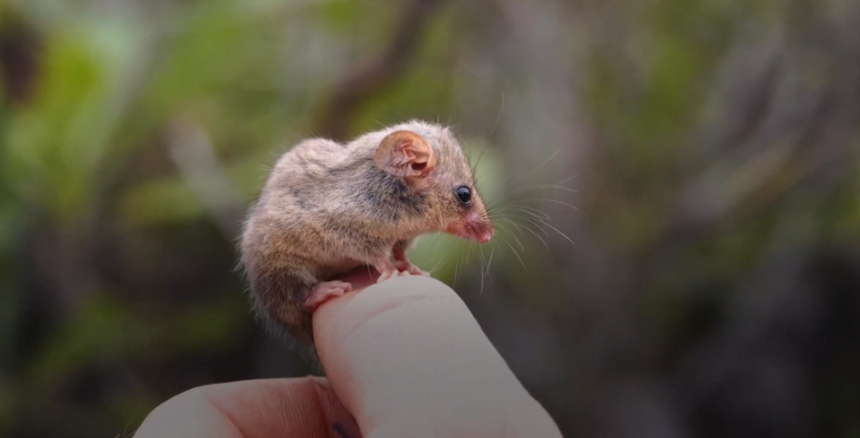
xmin=1 ymin=0 xmax=859 ymax=437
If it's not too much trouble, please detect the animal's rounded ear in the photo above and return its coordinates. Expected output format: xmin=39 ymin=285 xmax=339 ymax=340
xmin=374 ymin=130 xmax=436 ymax=179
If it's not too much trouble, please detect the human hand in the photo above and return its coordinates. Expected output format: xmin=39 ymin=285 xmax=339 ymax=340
xmin=133 ymin=273 xmax=562 ymax=438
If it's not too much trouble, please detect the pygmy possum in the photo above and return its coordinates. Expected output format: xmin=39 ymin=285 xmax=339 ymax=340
xmin=239 ymin=120 xmax=494 ymax=350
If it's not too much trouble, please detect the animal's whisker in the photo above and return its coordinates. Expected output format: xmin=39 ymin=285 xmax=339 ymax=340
xmin=452 ymin=243 xmax=467 ymax=287
xmin=498 ymin=224 xmax=526 ymax=252
xmin=529 ymin=218 xmax=574 ymax=245
xmin=499 ymin=147 xmax=565 ymax=189
xmin=427 ymin=257 xmax=445 ymax=275
xmin=497 ymin=205 xmax=553 ymax=222
xmin=507 ymin=185 xmax=579 ymax=196
xmin=534 ymin=198 xmax=580 ymax=211
xmin=504 ymin=183 xmax=578 ymax=200
xmin=499 ymin=213 xmax=552 ymax=238
xmin=478 ymin=241 xmax=487 ymax=294
xmin=517 ymin=222 xmax=551 ymax=250
xmin=487 ymin=243 xmax=496 ymax=285
xmin=503 ymin=239 xmax=527 ymax=270
xmin=517 ymin=206 xmax=554 ymax=221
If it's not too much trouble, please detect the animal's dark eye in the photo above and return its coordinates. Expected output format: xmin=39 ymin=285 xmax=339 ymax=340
xmin=455 ymin=185 xmax=472 ymax=205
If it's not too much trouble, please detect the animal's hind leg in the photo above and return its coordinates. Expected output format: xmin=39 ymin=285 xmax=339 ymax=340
xmin=247 ymin=263 xmax=318 ymax=344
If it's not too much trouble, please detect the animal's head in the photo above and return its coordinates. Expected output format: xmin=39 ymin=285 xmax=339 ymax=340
xmin=374 ymin=121 xmax=493 ymax=243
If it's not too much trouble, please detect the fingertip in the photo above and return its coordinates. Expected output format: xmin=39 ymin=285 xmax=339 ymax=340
xmin=311 ymin=275 xmax=560 ymax=437
xmin=313 ymin=275 xmax=461 ymax=369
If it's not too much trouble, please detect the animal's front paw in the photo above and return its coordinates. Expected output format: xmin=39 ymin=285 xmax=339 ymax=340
xmin=376 ymin=268 xmax=412 ymax=283
xmin=375 ymin=258 xmax=431 ymax=283
xmin=394 ymin=260 xmax=430 ymax=277
xmin=374 ymin=257 xmax=400 ymax=283
xmin=303 ymin=280 xmax=353 ymax=312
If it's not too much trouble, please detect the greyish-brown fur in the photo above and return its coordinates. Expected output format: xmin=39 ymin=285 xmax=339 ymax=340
xmin=239 ymin=120 xmax=489 ymax=352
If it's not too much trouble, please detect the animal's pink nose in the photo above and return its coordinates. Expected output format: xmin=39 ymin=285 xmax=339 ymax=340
xmin=477 ymin=228 xmax=493 ymax=243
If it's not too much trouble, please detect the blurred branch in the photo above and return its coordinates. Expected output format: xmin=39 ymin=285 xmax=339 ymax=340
xmin=313 ymin=0 xmax=446 ymax=140
xmin=666 ymin=20 xmax=859 ymax=241
xmin=0 ymin=14 xmax=40 ymax=104
xmin=165 ymin=118 xmax=247 ymax=237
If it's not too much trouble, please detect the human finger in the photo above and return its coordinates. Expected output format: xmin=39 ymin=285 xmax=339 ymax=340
xmin=133 ymin=377 xmax=361 ymax=438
